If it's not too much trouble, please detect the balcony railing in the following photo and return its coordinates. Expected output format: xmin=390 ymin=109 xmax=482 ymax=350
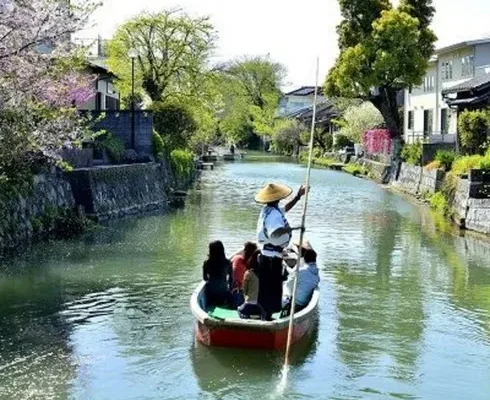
xmin=405 ymin=131 xmax=457 ymax=144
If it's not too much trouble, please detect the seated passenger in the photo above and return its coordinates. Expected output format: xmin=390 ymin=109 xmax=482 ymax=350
xmin=231 ymin=241 xmax=258 ymax=305
xmin=282 ymin=249 xmax=319 ymax=316
xmin=203 ymin=241 xmax=233 ymax=308
xmin=238 ymin=250 xmax=266 ymax=320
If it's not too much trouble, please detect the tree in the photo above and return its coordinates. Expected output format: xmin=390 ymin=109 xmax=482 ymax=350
xmin=325 ymin=0 xmax=437 ymax=140
xmin=338 ymin=102 xmax=384 ymax=143
xmin=458 ymin=110 xmax=490 ymax=155
xmin=0 ymin=0 xmax=99 ymax=187
xmin=271 ymin=119 xmax=303 ymax=155
xmin=218 ymin=56 xmax=286 ymax=144
xmin=151 ymin=102 xmax=198 ymax=152
xmin=107 ymin=9 xmax=217 ymax=103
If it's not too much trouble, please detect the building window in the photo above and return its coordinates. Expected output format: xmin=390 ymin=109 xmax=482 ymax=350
xmin=461 ymin=55 xmax=474 ymax=77
xmin=423 ymin=109 xmax=433 ymax=136
xmin=408 ymin=111 xmax=414 ymax=130
xmin=441 ymin=109 xmax=449 ymax=134
xmin=441 ymin=61 xmax=453 ymax=80
xmin=423 ymin=76 xmax=435 ymax=92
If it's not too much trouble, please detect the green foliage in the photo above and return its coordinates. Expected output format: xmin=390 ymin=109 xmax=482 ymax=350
xmin=96 ymin=133 xmax=125 ymax=164
xmin=429 ymin=192 xmax=449 ymax=215
xmin=457 ymin=109 xmax=490 ymax=155
xmin=343 ymin=163 xmax=369 ymax=176
xmin=325 ymin=133 xmax=334 ymax=151
xmin=107 ymin=9 xmax=216 ymax=103
xmin=152 ymin=130 xmax=165 ymax=159
xmin=170 ymin=149 xmax=194 ymax=179
xmin=271 ymin=119 xmax=303 ymax=155
xmin=334 ymin=134 xmax=354 ymax=150
xmin=218 ymin=56 xmax=286 ymax=145
xmin=337 ymin=102 xmax=384 ymax=143
xmin=401 ymin=142 xmax=422 ymax=165
xmin=151 ymin=102 xmax=198 ymax=152
xmin=451 ymin=155 xmax=485 ymax=175
xmin=434 ymin=150 xmax=456 ymax=171
xmin=37 ymin=207 xmax=89 ymax=239
xmin=326 ymin=0 xmax=436 ymax=137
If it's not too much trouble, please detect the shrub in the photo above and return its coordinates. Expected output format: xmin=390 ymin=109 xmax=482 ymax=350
xmin=451 ymin=155 xmax=484 ymax=175
xmin=104 ymin=135 xmax=125 ymax=164
xmin=425 ymin=160 xmax=442 ymax=170
xmin=429 ymin=192 xmax=449 ymax=215
xmin=170 ymin=149 xmax=194 ymax=179
xmin=401 ymin=142 xmax=423 ymax=166
xmin=95 ymin=133 xmax=125 ymax=164
xmin=325 ymin=133 xmax=333 ymax=151
xmin=151 ymin=102 xmax=198 ymax=151
xmin=152 ymin=130 xmax=165 ymax=159
xmin=343 ymin=164 xmax=368 ymax=176
xmin=334 ymin=134 xmax=354 ymax=150
xmin=458 ymin=109 xmax=490 ymax=155
xmin=434 ymin=150 xmax=456 ymax=171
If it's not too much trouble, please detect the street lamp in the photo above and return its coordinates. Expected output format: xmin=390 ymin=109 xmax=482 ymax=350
xmin=128 ymin=48 xmax=138 ymax=150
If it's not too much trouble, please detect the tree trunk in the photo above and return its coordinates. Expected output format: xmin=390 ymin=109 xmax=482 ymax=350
xmin=369 ymin=86 xmax=401 ymax=138
xmin=370 ymin=87 xmax=403 ymax=163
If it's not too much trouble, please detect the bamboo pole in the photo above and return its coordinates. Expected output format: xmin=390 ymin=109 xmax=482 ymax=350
xmin=283 ymin=57 xmax=320 ymax=366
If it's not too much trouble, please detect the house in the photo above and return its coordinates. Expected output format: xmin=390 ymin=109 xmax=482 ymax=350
xmin=78 ymin=59 xmax=120 ymax=111
xmin=404 ymin=36 xmax=490 ymax=144
xmin=278 ymin=86 xmax=326 ymax=116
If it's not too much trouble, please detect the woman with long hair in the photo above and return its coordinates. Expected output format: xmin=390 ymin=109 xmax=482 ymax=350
xmin=202 ymin=240 xmax=233 ymax=308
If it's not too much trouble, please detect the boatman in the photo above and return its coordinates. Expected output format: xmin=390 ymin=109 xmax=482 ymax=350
xmin=255 ymin=183 xmax=307 ymax=320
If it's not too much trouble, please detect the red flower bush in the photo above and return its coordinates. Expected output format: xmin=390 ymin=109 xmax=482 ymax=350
xmin=362 ymin=129 xmax=393 ymax=155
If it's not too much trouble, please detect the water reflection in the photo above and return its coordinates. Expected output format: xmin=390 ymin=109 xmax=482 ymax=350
xmin=1 ymin=162 xmax=490 ymax=399
xmin=190 ymin=322 xmax=319 ymax=399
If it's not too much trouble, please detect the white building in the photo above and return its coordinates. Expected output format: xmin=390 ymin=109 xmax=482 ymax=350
xmin=278 ymin=86 xmax=326 ymax=116
xmin=404 ymin=37 xmax=490 ymax=144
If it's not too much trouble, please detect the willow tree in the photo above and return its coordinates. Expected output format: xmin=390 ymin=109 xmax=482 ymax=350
xmin=107 ymin=9 xmax=217 ymax=103
xmin=325 ymin=0 xmax=437 ymax=139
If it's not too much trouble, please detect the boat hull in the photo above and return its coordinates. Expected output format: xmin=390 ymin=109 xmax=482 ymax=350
xmin=191 ymin=281 xmax=319 ymax=350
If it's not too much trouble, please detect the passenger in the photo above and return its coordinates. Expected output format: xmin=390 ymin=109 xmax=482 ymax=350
xmin=231 ymin=242 xmax=258 ymax=306
xmin=238 ymin=250 xmax=266 ymax=319
xmin=282 ymin=249 xmax=320 ymax=316
xmin=202 ymin=241 xmax=233 ymax=308
xmin=255 ymin=183 xmax=307 ymax=320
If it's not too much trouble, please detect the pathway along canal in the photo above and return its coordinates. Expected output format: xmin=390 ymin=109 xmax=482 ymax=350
xmin=1 ymin=160 xmax=490 ymax=400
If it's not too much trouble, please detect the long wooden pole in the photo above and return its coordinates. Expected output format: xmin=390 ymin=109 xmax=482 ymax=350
xmin=284 ymin=57 xmax=320 ymax=366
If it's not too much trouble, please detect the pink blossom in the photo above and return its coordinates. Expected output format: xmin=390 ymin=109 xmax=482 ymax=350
xmin=362 ymin=129 xmax=393 ymax=155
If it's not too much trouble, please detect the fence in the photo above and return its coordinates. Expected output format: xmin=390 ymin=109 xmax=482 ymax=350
xmin=406 ymin=131 xmax=457 ymax=144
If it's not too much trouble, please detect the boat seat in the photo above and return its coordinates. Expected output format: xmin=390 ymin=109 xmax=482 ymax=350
xmin=207 ymin=306 xmax=281 ymax=321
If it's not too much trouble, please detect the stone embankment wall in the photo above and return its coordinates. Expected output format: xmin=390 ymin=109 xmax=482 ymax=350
xmin=0 ymin=161 xmax=194 ymax=251
xmin=358 ymin=159 xmax=391 ymax=184
xmin=391 ymin=162 xmax=490 ymax=235
xmin=392 ymin=164 xmax=444 ymax=196
xmin=0 ymin=171 xmax=75 ymax=249
xmin=69 ymin=162 xmax=175 ymax=220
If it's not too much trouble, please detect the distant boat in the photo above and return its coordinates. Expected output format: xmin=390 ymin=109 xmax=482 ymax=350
xmin=190 ymin=251 xmax=319 ymax=350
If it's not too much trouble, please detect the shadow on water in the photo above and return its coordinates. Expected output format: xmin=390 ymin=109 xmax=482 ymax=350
xmin=190 ymin=317 xmax=319 ymax=399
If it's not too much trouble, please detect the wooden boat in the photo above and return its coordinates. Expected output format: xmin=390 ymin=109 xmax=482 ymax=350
xmin=190 ymin=251 xmax=319 ymax=350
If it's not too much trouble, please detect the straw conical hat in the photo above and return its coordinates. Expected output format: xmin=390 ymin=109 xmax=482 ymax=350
xmin=255 ymin=183 xmax=293 ymax=204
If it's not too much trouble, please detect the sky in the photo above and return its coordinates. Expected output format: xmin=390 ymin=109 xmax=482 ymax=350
xmin=77 ymin=0 xmax=490 ymax=91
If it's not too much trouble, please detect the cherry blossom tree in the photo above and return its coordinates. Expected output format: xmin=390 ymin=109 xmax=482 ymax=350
xmin=0 ymin=0 xmax=100 ymax=186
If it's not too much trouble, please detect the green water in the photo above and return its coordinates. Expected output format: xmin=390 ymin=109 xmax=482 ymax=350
xmin=1 ymin=161 xmax=490 ymax=400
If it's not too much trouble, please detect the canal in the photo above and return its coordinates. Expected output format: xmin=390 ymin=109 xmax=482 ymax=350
xmin=1 ymin=161 xmax=490 ymax=399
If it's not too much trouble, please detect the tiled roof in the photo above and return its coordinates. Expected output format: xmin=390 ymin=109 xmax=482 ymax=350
xmin=285 ymin=86 xmax=324 ymax=96
xmin=436 ymin=36 xmax=490 ymax=55
xmin=442 ymin=74 xmax=490 ymax=94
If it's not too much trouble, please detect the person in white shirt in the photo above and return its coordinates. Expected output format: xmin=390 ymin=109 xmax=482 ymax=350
xmin=255 ymin=183 xmax=306 ymax=320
